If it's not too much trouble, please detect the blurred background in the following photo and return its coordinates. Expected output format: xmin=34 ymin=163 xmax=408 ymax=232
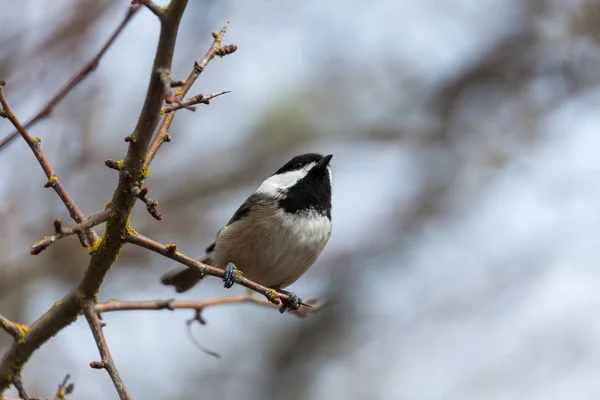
xmin=1 ymin=0 xmax=600 ymax=398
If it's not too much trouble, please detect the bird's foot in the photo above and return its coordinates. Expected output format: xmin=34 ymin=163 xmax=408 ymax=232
xmin=276 ymin=289 xmax=302 ymax=314
xmin=223 ymin=262 xmax=243 ymax=289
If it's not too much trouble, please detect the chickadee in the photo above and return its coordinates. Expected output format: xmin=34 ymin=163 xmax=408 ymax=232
xmin=160 ymin=153 xmax=333 ymax=312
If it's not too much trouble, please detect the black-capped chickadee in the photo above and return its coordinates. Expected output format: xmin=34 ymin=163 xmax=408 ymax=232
xmin=160 ymin=153 xmax=333 ymax=312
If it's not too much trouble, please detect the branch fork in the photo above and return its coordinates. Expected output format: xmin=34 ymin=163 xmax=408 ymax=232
xmin=30 ymin=210 xmax=114 ymax=255
xmin=131 ymin=186 xmax=162 ymax=220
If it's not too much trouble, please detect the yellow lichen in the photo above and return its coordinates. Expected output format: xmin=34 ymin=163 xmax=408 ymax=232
xmin=32 ymin=137 xmax=41 ymax=145
xmin=161 ymin=4 xmax=169 ymax=12
xmin=141 ymin=165 xmax=150 ymax=179
xmin=87 ymin=236 xmax=103 ymax=255
xmin=105 ymin=201 xmax=111 ymax=210
xmin=14 ymin=323 xmax=28 ymax=344
xmin=54 ymin=300 xmax=62 ymax=307
xmin=46 ymin=175 xmax=58 ymax=186
xmin=116 ymin=159 xmax=125 ymax=169
xmin=160 ymin=107 xmax=165 ymax=116
xmin=125 ymin=219 xmax=139 ymax=236
xmin=174 ymin=88 xmax=182 ymax=97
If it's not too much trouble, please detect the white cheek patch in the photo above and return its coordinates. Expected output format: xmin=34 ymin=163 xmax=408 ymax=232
xmin=327 ymin=166 xmax=332 ymax=185
xmin=256 ymin=162 xmax=315 ymax=197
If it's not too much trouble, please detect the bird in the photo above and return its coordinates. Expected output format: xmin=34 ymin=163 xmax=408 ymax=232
xmin=160 ymin=153 xmax=333 ymax=313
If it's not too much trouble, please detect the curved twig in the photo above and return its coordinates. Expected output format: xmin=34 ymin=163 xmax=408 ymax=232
xmin=0 ymin=5 xmax=140 ymax=152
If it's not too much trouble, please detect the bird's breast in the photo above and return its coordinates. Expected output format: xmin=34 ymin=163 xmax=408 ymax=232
xmin=213 ymin=207 xmax=331 ymax=288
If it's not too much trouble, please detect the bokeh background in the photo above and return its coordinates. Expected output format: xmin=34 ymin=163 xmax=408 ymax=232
xmin=2 ymin=0 xmax=600 ymax=399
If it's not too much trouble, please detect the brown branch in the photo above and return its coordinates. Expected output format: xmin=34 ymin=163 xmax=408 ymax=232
xmin=30 ymin=209 xmax=115 ymax=255
xmin=12 ymin=374 xmax=30 ymax=400
xmin=81 ymin=301 xmax=130 ymax=400
xmin=125 ymin=232 xmax=295 ymax=306
xmin=170 ymin=79 xmax=186 ymax=88
xmin=157 ymin=68 xmax=175 ymax=104
xmin=0 ymin=314 xmax=27 ymax=343
xmin=96 ymin=296 xmax=327 ymax=318
xmin=131 ymin=0 xmax=165 ymax=18
xmin=0 ymin=5 xmax=140 ymax=152
xmin=0 ymin=0 xmax=190 ymax=394
xmin=1 ymin=375 xmax=74 ymax=400
xmin=145 ymin=21 xmax=237 ymax=167
xmin=130 ymin=186 xmax=162 ymax=220
xmin=0 ymin=83 xmax=98 ymax=247
xmin=51 ymin=375 xmax=74 ymax=400
xmin=161 ymin=91 xmax=230 ymax=113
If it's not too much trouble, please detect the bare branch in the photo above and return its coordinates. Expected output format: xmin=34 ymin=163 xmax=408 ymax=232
xmin=131 ymin=0 xmax=165 ymax=18
xmin=30 ymin=209 xmax=115 ymax=255
xmin=96 ymin=296 xmax=328 ymax=318
xmin=51 ymin=375 xmax=74 ymax=400
xmin=82 ymin=301 xmax=130 ymax=400
xmin=124 ymin=232 xmax=303 ymax=306
xmin=0 ymin=6 xmax=140 ymax=152
xmin=145 ymin=21 xmax=237 ymax=167
xmin=2 ymin=374 xmax=73 ymax=400
xmin=157 ymin=68 xmax=175 ymax=104
xmin=0 ymin=83 xmax=98 ymax=247
xmin=0 ymin=314 xmax=27 ymax=342
xmin=12 ymin=374 xmax=30 ymax=400
xmin=170 ymin=79 xmax=186 ymax=87
xmin=0 ymin=0 xmax=190 ymax=393
xmin=130 ymin=186 xmax=162 ymax=220
xmin=162 ymin=91 xmax=230 ymax=113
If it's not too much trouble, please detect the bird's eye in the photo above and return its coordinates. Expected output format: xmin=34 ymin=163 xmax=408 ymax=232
xmin=294 ymin=162 xmax=303 ymax=169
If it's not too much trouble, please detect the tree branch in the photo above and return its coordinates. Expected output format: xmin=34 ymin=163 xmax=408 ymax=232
xmin=0 ymin=0 xmax=190 ymax=393
xmin=161 ymin=90 xmax=230 ymax=113
xmin=0 ymin=83 xmax=98 ymax=247
xmin=0 ymin=5 xmax=140 ymax=152
xmin=131 ymin=0 xmax=165 ymax=18
xmin=130 ymin=186 xmax=162 ymax=220
xmin=82 ymin=301 xmax=130 ymax=400
xmin=0 ymin=314 xmax=27 ymax=343
xmin=124 ymin=232 xmax=295 ymax=306
xmin=11 ymin=374 xmax=30 ymax=400
xmin=96 ymin=296 xmax=327 ymax=318
xmin=30 ymin=209 xmax=115 ymax=255
xmin=145 ymin=21 xmax=237 ymax=167
xmin=51 ymin=375 xmax=74 ymax=400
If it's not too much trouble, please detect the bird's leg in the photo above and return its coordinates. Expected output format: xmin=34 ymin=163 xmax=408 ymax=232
xmin=273 ymin=288 xmax=302 ymax=313
xmin=223 ymin=262 xmax=243 ymax=289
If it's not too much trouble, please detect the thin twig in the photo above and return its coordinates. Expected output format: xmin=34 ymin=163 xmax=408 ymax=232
xmin=12 ymin=374 xmax=30 ymax=400
xmin=145 ymin=21 xmax=237 ymax=167
xmin=30 ymin=209 xmax=115 ymax=255
xmin=0 ymin=5 xmax=140 ymax=152
xmin=131 ymin=0 xmax=165 ymax=18
xmin=0 ymin=83 xmax=98 ymax=247
xmin=51 ymin=375 xmax=74 ymax=400
xmin=96 ymin=296 xmax=327 ymax=317
xmin=0 ymin=314 xmax=27 ymax=342
xmin=125 ymin=232 xmax=297 ymax=306
xmin=130 ymin=186 xmax=162 ymax=220
xmin=0 ymin=1 xmax=190 ymax=393
xmin=170 ymin=79 xmax=186 ymax=87
xmin=81 ymin=301 xmax=130 ymax=400
xmin=157 ymin=68 xmax=175 ymax=104
xmin=162 ymin=91 xmax=230 ymax=113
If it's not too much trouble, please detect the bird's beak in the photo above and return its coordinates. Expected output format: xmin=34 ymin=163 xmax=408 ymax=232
xmin=317 ymin=154 xmax=333 ymax=169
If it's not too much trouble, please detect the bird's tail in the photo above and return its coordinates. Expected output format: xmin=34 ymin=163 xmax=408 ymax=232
xmin=159 ymin=243 xmax=215 ymax=293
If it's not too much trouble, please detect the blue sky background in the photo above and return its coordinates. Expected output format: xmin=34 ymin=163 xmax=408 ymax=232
xmin=2 ymin=0 xmax=600 ymax=399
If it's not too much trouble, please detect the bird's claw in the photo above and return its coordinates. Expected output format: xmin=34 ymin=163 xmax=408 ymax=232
xmin=223 ymin=262 xmax=241 ymax=289
xmin=279 ymin=291 xmax=302 ymax=314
